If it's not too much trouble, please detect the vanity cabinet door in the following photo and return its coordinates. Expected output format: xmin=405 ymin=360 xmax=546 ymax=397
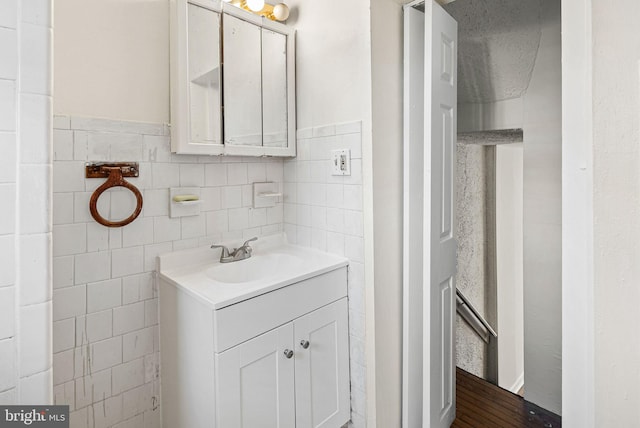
xmin=216 ymin=323 xmax=296 ymax=428
xmin=293 ymin=298 xmax=350 ymax=428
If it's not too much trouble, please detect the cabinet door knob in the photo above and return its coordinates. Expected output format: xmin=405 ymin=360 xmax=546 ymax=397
xmin=283 ymin=349 xmax=294 ymax=359
xmin=300 ymin=340 xmax=310 ymax=349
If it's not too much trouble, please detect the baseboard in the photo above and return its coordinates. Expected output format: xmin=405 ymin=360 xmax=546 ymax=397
xmin=509 ymin=372 xmax=525 ymax=394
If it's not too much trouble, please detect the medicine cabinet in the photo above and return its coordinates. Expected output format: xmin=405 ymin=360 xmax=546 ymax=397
xmin=170 ymin=0 xmax=296 ymax=156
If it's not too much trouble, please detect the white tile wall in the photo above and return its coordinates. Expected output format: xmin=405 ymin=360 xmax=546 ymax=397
xmin=0 ymin=389 xmax=17 ymax=405
xmin=20 ymin=302 xmax=52 ymax=377
xmin=0 ymin=0 xmax=53 ymax=406
xmin=284 ymin=121 xmax=367 ymax=426
xmin=52 ymin=116 xmax=285 ymax=427
xmin=20 ymin=369 xmax=52 ymax=404
xmin=0 ymin=28 xmax=17 ymax=80
xmin=0 ymin=80 xmax=16 ymax=131
xmin=0 ymin=339 xmax=16 ymax=392
xmin=52 ymin=116 xmax=366 ymax=427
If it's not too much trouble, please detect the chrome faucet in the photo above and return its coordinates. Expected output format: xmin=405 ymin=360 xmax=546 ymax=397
xmin=211 ymin=237 xmax=258 ymax=263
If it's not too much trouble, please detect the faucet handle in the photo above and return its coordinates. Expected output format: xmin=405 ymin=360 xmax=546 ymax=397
xmin=210 ymin=244 xmax=230 ymax=258
xmin=241 ymin=237 xmax=258 ymax=248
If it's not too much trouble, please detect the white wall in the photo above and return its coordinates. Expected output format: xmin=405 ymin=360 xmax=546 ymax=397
xmin=592 ymin=1 xmax=640 ymax=425
xmin=496 ymin=143 xmax=524 ymax=393
xmin=285 ymin=0 xmax=372 ymax=130
xmin=283 ymin=122 xmax=367 ymax=427
xmin=283 ymin=1 xmax=375 ymax=426
xmin=370 ymin=0 xmax=404 ymax=426
xmin=0 ymin=0 xmax=53 ymax=405
xmin=562 ymin=2 xmax=640 ymax=425
xmin=458 ymin=98 xmax=523 ymax=133
xmin=52 ymin=116 xmax=284 ymax=427
xmin=54 ymin=0 xmax=169 ymax=124
xmin=522 ymin=0 xmax=562 ymax=415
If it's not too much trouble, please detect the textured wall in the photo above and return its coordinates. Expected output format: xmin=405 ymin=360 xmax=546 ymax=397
xmin=456 ymin=139 xmax=525 ymax=388
xmin=444 ymin=0 xmax=542 ymax=104
xmin=592 ymin=0 xmax=640 ymax=425
xmin=455 ymin=143 xmax=488 ymax=378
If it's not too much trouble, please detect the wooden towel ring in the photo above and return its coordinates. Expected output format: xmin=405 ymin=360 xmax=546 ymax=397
xmin=89 ymin=166 xmax=143 ymax=228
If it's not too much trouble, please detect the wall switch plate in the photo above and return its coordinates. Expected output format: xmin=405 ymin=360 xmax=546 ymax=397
xmin=331 ymin=149 xmax=351 ymax=176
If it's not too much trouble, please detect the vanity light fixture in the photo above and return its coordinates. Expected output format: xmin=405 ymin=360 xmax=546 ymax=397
xmin=223 ymin=0 xmax=290 ymax=22
xmin=245 ymin=0 xmax=265 ymax=12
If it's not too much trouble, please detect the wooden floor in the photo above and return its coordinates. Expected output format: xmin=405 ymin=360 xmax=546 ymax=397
xmin=453 ymin=367 xmax=562 ymax=428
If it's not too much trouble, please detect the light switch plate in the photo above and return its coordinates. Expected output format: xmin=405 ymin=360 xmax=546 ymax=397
xmin=331 ymin=149 xmax=351 ymax=176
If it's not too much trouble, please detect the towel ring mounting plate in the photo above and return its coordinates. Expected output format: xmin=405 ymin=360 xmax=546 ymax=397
xmin=85 ymin=162 xmax=143 ymax=228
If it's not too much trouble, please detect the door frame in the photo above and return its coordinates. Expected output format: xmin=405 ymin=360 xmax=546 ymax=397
xmin=560 ymin=0 xmax=595 ymax=426
xmin=400 ymin=0 xmax=595 ymax=426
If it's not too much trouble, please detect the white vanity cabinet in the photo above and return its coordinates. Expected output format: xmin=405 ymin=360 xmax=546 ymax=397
xmin=158 ymin=241 xmax=350 ymax=428
xmin=217 ymin=298 xmax=350 ymax=428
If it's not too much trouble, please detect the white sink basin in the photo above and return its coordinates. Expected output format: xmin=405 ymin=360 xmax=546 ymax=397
xmin=157 ymin=234 xmax=349 ymax=309
xmin=204 ymin=252 xmax=305 ymax=284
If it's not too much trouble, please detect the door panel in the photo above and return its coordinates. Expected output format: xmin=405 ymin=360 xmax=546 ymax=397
xmin=439 ymin=277 xmax=453 ymax=413
xmin=403 ymin=1 xmax=458 ymax=427
xmin=216 ymin=323 xmax=295 ymax=428
xmin=439 ymin=105 xmax=454 ymax=240
xmin=425 ymin=2 xmax=458 ymax=427
xmin=294 ymin=299 xmax=350 ymax=428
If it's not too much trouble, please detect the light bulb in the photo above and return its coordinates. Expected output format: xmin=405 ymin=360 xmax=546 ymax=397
xmin=246 ymin=0 xmax=265 ymax=12
xmin=272 ymin=3 xmax=289 ymax=21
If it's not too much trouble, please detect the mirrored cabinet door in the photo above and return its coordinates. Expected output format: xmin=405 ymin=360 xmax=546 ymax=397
xmin=222 ymin=14 xmax=263 ymax=148
xmin=262 ymin=28 xmax=288 ymax=149
xmin=171 ymin=0 xmax=224 ymax=155
xmin=188 ymin=3 xmax=222 ymax=145
xmin=222 ymin=10 xmax=295 ymax=157
xmin=171 ymin=0 xmax=295 ymax=156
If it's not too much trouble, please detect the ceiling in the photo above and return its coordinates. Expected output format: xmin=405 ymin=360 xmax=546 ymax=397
xmin=444 ymin=0 xmax=543 ymax=104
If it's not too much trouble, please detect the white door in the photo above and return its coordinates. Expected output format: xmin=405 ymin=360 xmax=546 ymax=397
xmin=216 ymin=323 xmax=296 ymax=428
xmin=403 ymin=1 xmax=457 ymax=427
xmin=294 ymin=299 xmax=350 ymax=428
